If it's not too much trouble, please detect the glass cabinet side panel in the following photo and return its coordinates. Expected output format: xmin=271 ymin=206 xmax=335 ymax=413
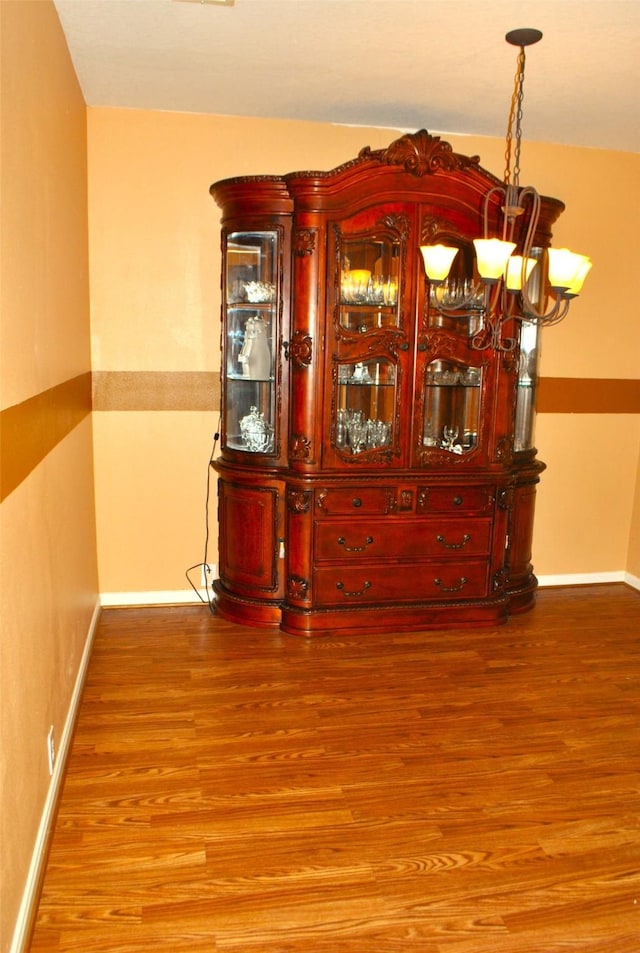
xmin=423 ymin=359 xmax=482 ymax=454
xmin=514 ymin=320 xmax=540 ymax=452
xmin=224 ymin=231 xmax=278 ymax=454
xmin=334 ymin=360 xmax=396 ymax=454
xmin=340 ymin=237 xmax=400 ymax=332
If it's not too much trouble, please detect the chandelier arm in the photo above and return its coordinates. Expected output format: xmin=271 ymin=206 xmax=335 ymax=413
xmin=472 ymin=316 xmax=518 ymax=353
xmin=470 ymin=324 xmax=490 ymax=350
xmin=541 ymin=297 xmax=572 ymax=326
xmin=471 ymin=281 xmax=509 ymax=351
xmin=430 ymin=285 xmax=484 ymax=315
xmin=516 ymin=186 xmax=571 ymax=324
xmin=521 ymin=294 xmax=570 ymax=326
xmin=483 ymin=186 xmax=507 ymax=239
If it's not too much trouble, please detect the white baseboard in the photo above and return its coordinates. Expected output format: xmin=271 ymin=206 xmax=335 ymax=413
xmin=100 ymin=588 xmax=213 ymax=607
xmin=103 ymin=575 xmax=640 ymax=609
xmin=11 ymin=598 xmax=102 ymax=953
xmin=537 ymin=571 xmax=639 ymax=591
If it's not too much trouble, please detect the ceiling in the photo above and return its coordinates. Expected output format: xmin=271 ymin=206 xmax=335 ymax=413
xmin=52 ymin=0 xmax=640 ymax=153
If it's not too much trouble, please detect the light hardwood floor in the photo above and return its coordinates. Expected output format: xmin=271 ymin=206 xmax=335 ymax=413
xmin=29 ymin=584 xmax=640 ymax=952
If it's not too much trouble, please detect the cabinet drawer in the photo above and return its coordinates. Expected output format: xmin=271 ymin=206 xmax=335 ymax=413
xmin=315 ymin=518 xmax=492 ymax=560
xmin=313 ymin=560 xmax=489 ymax=605
xmin=315 ymin=486 xmax=397 ymax=517
xmin=418 ymin=485 xmax=495 ymax=515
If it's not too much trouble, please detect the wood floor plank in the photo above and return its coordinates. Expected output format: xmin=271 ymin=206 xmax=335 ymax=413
xmin=28 ymin=585 xmax=640 ymax=952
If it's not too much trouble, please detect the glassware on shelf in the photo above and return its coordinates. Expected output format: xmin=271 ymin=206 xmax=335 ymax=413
xmin=423 ymin=359 xmax=481 ymax=454
xmin=341 ymin=271 xmax=398 ymax=306
xmin=243 ymin=281 xmax=276 ymax=303
xmin=238 ymin=315 xmax=271 ymax=380
xmin=441 ymin=425 xmax=463 ymax=454
xmin=425 ymin=365 xmax=481 ymax=386
xmin=427 ymin=275 xmax=484 ymax=336
xmin=239 ymin=406 xmax=274 ymax=453
xmin=349 ymin=362 xmax=373 ymax=383
xmin=429 ymin=277 xmax=483 ymax=310
xmin=335 ymin=408 xmax=392 ymax=453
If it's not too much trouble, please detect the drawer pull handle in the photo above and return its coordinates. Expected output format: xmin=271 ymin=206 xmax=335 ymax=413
xmin=453 ymin=496 xmax=463 ymax=506
xmin=336 ymin=580 xmax=372 ymax=597
xmin=434 ymin=576 xmax=468 ymax=593
xmin=352 ymin=498 xmax=362 ymax=508
xmin=437 ymin=533 xmax=471 ymax=550
xmin=338 ymin=535 xmax=374 ymax=553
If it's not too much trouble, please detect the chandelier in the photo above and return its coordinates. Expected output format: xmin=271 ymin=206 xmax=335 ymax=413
xmin=420 ymin=29 xmax=592 ymax=352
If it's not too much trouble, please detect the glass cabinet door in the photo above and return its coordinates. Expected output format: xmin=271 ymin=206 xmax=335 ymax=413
xmin=223 ymin=231 xmax=278 ymax=454
xmin=333 ymin=359 xmax=396 ymax=455
xmin=423 ymin=359 xmax=482 ymax=454
xmin=339 ymin=235 xmax=400 ymax=333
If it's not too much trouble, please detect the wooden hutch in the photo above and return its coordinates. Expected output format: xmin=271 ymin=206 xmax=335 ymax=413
xmin=209 ymin=130 xmax=563 ymax=636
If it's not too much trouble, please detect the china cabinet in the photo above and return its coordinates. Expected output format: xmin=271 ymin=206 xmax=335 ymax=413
xmin=210 ymin=130 xmax=563 ymax=636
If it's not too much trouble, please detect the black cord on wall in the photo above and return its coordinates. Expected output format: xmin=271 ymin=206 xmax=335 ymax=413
xmin=185 ymin=416 xmax=220 ymax=614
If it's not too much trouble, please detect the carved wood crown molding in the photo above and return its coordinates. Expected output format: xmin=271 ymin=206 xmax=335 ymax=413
xmin=361 ymin=130 xmax=482 ymax=177
xmin=282 ymin=130 xmax=483 ymax=182
xmin=421 ymin=215 xmax=467 ymax=244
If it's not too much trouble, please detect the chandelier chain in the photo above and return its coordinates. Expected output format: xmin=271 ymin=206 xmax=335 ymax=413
xmin=504 ymin=47 xmax=526 ymax=190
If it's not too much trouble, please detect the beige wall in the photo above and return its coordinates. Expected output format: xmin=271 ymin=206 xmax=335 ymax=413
xmin=0 ymin=3 xmax=98 ymax=950
xmin=88 ymin=108 xmax=640 ymax=594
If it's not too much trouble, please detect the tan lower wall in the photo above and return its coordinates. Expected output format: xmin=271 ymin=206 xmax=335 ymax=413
xmin=534 ymin=414 xmax=640 ymax=576
xmin=629 ymin=445 xmax=640 ymax=578
xmin=3 ymin=370 xmax=637 ymax=596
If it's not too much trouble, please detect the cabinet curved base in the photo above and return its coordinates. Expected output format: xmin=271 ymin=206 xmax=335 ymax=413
xmin=280 ymin=598 xmax=511 ymax=638
xmin=505 ymin=573 xmax=539 ymax=614
xmin=213 ymin=581 xmax=282 ymax=628
xmin=213 ymin=581 xmax=538 ymax=637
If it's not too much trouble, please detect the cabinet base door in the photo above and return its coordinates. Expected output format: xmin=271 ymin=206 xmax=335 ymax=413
xmin=217 ymin=477 xmax=284 ymax=600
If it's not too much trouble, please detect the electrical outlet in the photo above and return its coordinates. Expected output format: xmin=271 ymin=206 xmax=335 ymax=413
xmin=201 ymin=563 xmax=216 ymax=588
xmin=47 ymin=726 xmax=55 ymax=776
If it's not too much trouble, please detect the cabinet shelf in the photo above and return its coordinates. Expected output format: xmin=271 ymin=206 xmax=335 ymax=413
xmin=425 ymin=381 xmax=481 ymax=388
xmin=228 ymin=374 xmax=275 ymax=382
xmin=340 ymin=303 xmax=396 ymax=312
